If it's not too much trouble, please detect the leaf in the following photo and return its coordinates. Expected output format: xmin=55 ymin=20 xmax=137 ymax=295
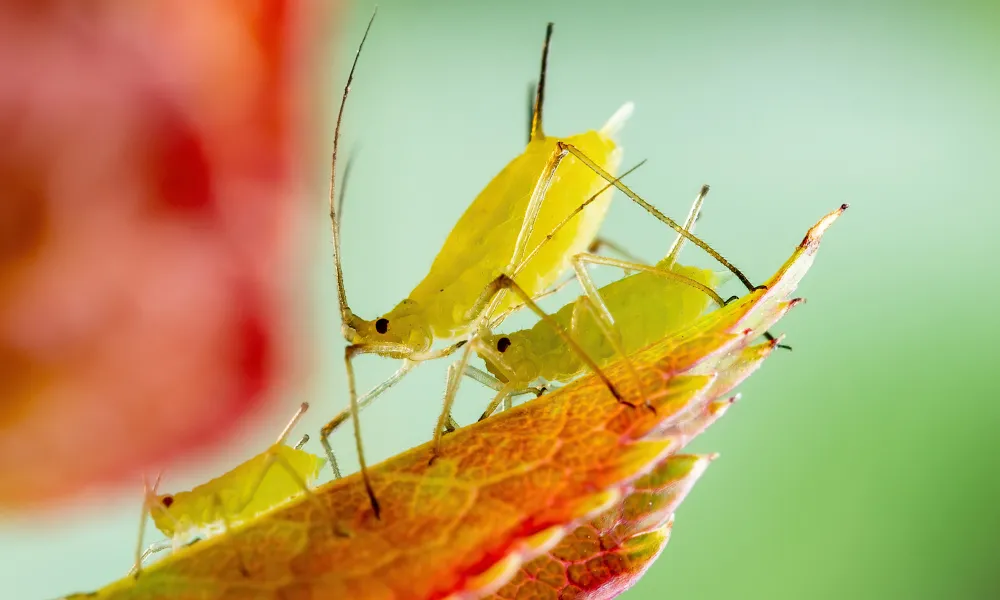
xmin=484 ymin=454 xmax=716 ymax=600
xmin=60 ymin=205 xmax=846 ymax=600
xmin=0 ymin=1 xmax=334 ymax=509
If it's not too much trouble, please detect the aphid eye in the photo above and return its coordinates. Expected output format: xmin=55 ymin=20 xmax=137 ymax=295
xmin=497 ymin=337 xmax=511 ymax=353
xmin=161 ymin=495 xmax=174 ymax=508
xmin=375 ymin=318 xmax=389 ymax=334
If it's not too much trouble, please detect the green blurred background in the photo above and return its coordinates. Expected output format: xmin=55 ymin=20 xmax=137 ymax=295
xmin=3 ymin=0 xmax=998 ymax=598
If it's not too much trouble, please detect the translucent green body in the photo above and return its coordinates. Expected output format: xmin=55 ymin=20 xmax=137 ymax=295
xmin=150 ymin=445 xmax=326 ymax=539
xmin=482 ymin=263 xmax=719 ymax=386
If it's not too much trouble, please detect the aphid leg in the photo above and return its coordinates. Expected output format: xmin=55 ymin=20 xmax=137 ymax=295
xmin=323 ymin=339 xmax=462 ymax=517
xmin=478 ymin=383 xmax=517 ymax=422
xmin=430 ymin=341 xmax=476 ymax=463
xmin=440 ymin=364 xmax=504 ymax=433
xmin=556 ymin=142 xmax=764 ymax=294
xmin=586 ymin=237 xmax=646 ymax=267
xmin=211 ymin=492 xmax=250 ymax=577
xmin=132 ymin=473 xmax=156 ymax=578
xmin=487 ymin=274 xmax=577 ymax=330
xmin=475 ymin=154 xmax=646 ymax=334
xmin=763 ymin=331 xmax=792 ymax=350
xmin=662 ymin=184 xmax=708 ymax=269
xmin=480 ymin=147 xmax=571 ymax=322
xmin=320 ymin=358 xmax=416 ymax=480
xmin=565 ymin=183 xmax=724 ymax=309
xmin=492 ymin=274 xmax=626 ymax=405
xmin=570 ymin=294 xmax=650 ymax=410
xmin=227 ymin=406 xmax=349 ymax=539
xmin=488 ymin=383 xmax=551 ymax=419
xmin=463 ymin=364 xmax=505 ymax=392
xmin=340 ymin=341 xmax=412 ymax=519
xmin=469 ymin=338 xmax=545 ymax=420
xmin=260 ymin=449 xmax=350 ymax=538
xmin=484 ymin=385 xmax=542 ymax=419
xmin=128 ymin=539 xmax=173 ymax=577
xmin=573 ymin=255 xmax=728 ymax=307
xmin=665 ymin=184 xmax=790 ymax=350
xmin=511 ymin=159 xmax=648 ymax=284
xmin=570 ymin=249 xmax=737 ymax=408
xmin=320 ymin=342 xmax=461 ymax=474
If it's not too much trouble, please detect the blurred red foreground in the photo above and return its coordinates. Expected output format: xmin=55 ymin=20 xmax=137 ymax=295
xmin=0 ymin=0 xmax=336 ymax=509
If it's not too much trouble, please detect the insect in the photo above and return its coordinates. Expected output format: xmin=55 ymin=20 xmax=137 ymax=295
xmin=467 ymin=183 xmax=728 ymax=419
xmin=132 ymin=402 xmax=328 ymax=576
xmin=320 ymin=16 xmax=640 ymax=515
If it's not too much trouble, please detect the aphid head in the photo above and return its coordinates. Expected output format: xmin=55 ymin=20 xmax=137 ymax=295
xmin=480 ymin=333 xmax=540 ymax=386
xmin=142 ymin=473 xmax=186 ymax=539
xmin=147 ymin=492 xmax=182 ymax=538
xmin=345 ymin=299 xmax=432 ymax=356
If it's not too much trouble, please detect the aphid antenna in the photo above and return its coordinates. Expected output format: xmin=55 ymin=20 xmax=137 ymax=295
xmin=329 ymin=8 xmax=378 ymax=329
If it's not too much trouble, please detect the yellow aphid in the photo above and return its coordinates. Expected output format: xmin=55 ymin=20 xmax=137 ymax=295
xmin=322 ymin=16 xmax=633 ymax=515
xmin=474 ymin=185 xmax=724 ymax=417
xmin=147 ymin=445 xmax=325 ymax=539
xmin=133 ymin=403 xmax=325 ymax=575
xmin=481 ymin=265 xmax=720 ymax=393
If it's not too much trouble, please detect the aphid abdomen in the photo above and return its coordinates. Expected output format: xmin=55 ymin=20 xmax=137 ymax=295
xmin=227 ymin=446 xmax=325 ymax=522
xmin=604 ymin=265 xmax=719 ymax=355
xmin=408 ymin=128 xmax=624 ymax=340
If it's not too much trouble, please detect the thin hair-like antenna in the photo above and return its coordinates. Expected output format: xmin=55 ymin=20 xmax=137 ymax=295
xmin=330 ymin=9 xmax=377 ymax=326
xmin=529 ymin=23 xmax=553 ymax=142
xmin=558 ymin=142 xmax=762 ymax=292
xmin=336 ymin=146 xmax=360 ymax=231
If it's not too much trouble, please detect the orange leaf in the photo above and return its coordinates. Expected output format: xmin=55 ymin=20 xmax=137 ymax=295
xmin=0 ymin=1 xmax=335 ymax=509
xmin=60 ymin=205 xmax=845 ymax=600
xmin=485 ymin=454 xmax=716 ymax=600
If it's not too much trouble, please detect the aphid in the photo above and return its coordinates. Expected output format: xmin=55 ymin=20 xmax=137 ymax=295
xmin=132 ymin=402 xmax=327 ymax=576
xmin=321 ymin=17 xmax=637 ymax=514
xmin=470 ymin=184 xmax=725 ymax=419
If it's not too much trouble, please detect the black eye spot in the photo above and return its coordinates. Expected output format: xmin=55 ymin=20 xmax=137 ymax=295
xmin=497 ymin=337 xmax=511 ymax=353
xmin=375 ymin=318 xmax=389 ymax=334
xmin=161 ymin=495 xmax=174 ymax=508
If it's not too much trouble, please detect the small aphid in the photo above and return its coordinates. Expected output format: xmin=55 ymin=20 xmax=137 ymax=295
xmin=132 ymin=403 xmax=327 ymax=576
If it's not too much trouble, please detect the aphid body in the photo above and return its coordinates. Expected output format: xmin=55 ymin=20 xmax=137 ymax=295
xmin=149 ymin=444 xmax=326 ymax=539
xmin=482 ymin=263 xmax=719 ymax=388
xmin=132 ymin=402 xmax=328 ymax=577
